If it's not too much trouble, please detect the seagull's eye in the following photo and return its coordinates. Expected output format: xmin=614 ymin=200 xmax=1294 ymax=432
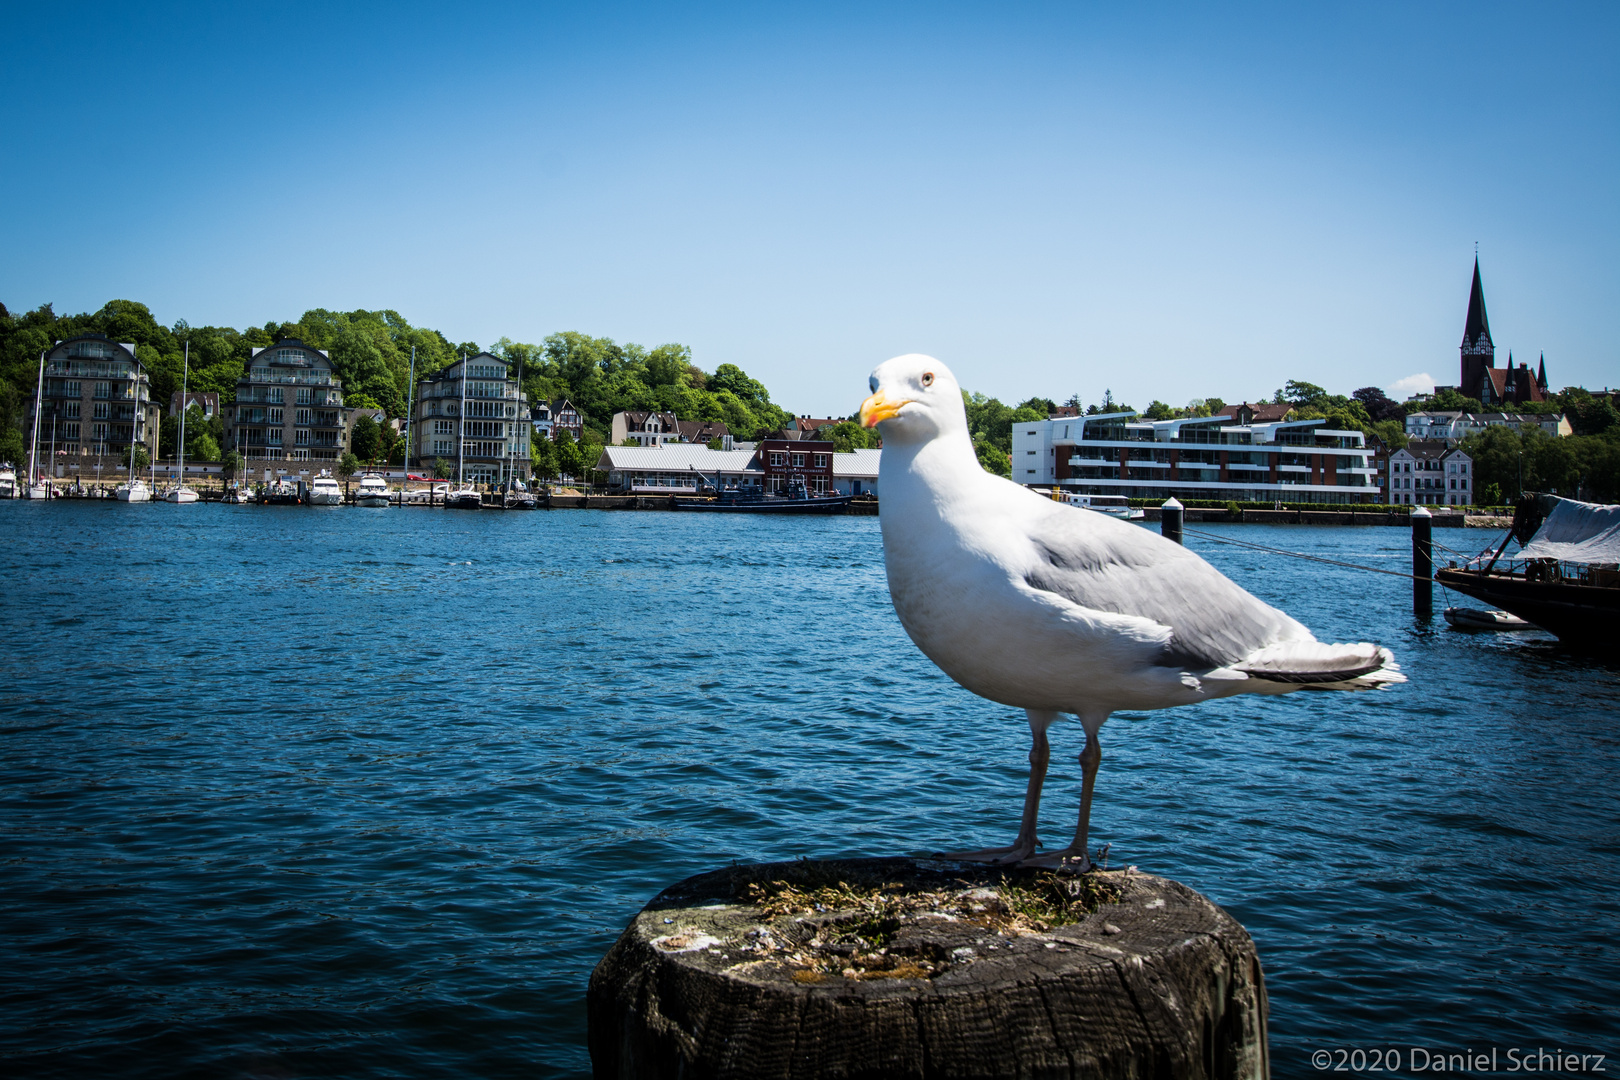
xmin=921 ymin=372 xmax=935 ymax=387
xmin=869 ymin=376 xmax=878 ymax=393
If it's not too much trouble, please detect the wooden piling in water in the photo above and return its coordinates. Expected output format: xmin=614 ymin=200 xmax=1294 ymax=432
xmin=589 ymin=857 xmax=1269 ymax=1080
xmin=1161 ymin=496 xmax=1184 ymax=544
xmin=1412 ymin=506 xmax=1433 ymax=615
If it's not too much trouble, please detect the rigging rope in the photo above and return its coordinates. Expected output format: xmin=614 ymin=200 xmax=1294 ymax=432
xmin=1181 ymin=527 xmax=1433 ymax=581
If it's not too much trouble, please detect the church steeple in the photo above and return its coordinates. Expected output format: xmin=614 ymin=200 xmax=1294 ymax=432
xmin=1461 ymin=256 xmax=1493 ymax=352
xmin=1537 ymin=353 xmax=1548 ymax=391
xmin=1459 ymin=255 xmax=1495 ymax=400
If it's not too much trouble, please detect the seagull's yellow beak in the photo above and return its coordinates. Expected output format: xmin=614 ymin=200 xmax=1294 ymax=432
xmin=860 ymin=390 xmax=909 ymax=428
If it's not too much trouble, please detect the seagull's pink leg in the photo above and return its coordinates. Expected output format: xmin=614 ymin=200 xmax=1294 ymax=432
xmin=1019 ymin=711 xmax=1109 ymax=870
xmin=937 ymin=709 xmax=1055 ymax=864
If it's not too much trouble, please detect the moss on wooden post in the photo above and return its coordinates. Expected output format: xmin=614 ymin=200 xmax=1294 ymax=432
xmin=588 ymin=858 xmax=1268 ymax=1080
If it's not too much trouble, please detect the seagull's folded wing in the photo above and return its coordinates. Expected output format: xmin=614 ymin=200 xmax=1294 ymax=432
xmin=1016 ymin=505 xmax=1310 ymax=670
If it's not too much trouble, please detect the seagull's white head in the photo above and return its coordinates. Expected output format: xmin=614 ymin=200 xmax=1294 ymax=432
xmin=859 ymin=354 xmax=969 ymax=446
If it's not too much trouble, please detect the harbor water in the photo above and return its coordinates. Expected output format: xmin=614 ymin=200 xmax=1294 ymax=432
xmin=2 ymin=502 xmax=1616 ymax=1077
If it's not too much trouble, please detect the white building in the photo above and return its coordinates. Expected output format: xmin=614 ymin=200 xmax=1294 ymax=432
xmin=610 ymin=410 xmax=731 ymax=448
xmin=593 ymin=443 xmax=880 ymax=496
xmin=1388 ymin=439 xmax=1473 ymax=506
xmin=1011 ymin=411 xmax=1378 ymax=503
xmin=1405 ymin=411 xmax=1571 ymax=442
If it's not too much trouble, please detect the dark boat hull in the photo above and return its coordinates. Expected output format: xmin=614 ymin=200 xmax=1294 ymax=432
xmin=673 ymin=495 xmax=853 ymax=514
xmin=1435 ymin=568 xmax=1620 ymax=645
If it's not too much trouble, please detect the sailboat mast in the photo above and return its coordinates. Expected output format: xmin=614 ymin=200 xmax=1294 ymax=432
xmin=128 ymin=355 xmax=140 ymax=479
xmin=176 ymin=341 xmax=189 ymax=488
xmin=405 ymin=345 xmax=416 ymax=496
xmin=30 ymin=348 xmax=44 ymax=486
xmin=458 ymin=352 xmax=465 ymax=487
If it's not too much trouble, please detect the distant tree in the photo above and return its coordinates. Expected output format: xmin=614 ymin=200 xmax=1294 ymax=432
xmin=1204 ymin=396 xmax=1225 ymax=414
xmin=350 ymin=414 xmax=381 ymax=461
xmin=432 ymin=457 xmax=451 ymax=480
xmin=531 ymin=431 xmax=557 ymax=479
xmin=974 ymin=438 xmax=1010 ymax=477
xmin=1063 ymin=393 xmax=1082 ymax=409
xmin=1143 ymin=400 xmax=1176 ymax=420
xmin=1282 ymin=380 xmax=1329 ymax=408
xmin=1352 ymin=386 xmax=1403 ymax=423
xmin=1480 ymin=481 xmax=1503 ymax=506
xmin=130 ymin=446 xmax=150 ymax=471
xmin=191 ymin=433 xmax=220 ymax=463
xmin=1017 ymin=396 xmax=1057 ymax=416
xmin=0 ymin=427 xmax=23 ymax=465
xmin=1429 ymin=387 xmax=1483 ymax=413
xmin=221 ymin=449 xmax=241 ymax=481
xmin=707 ymin=436 xmax=724 ymax=450
xmin=554 ymin=428 xmax=584 ymax=480
xmin=812 ymin=420 xmax=877 ymax=452
xmin=336 ymin=452 xmax=360 ymax=480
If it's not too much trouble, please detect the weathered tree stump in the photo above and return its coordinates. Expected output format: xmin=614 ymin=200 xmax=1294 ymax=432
xmin=588 ymin=858 xmax=1267 ymax=1080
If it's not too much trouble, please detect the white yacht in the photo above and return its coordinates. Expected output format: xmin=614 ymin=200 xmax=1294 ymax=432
xmin=162 ymin=482 xmax=199 ymax=504
xmin=116 ymin=478 xmax=152 ymax=503
xmin=308 ymin=474 xmax=343 ymax=505
xmin=355 ymin=473 xmax=391 ymax=507
xmin=0 ymin=464 xmax=16 ymax=499
xmin=1060 ymin=492 xmax=1145 ymax=520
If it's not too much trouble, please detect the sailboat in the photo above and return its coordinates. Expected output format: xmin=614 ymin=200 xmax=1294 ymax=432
xmin=446 ymin=353 xmax=482 ymax=509
xmin=115 ymin=399 xmax=151 ymax=503
xmin=163 ymin=342 xmax=199 ymax=503
xmin=26 ymin=349 xmax=51 ymax=499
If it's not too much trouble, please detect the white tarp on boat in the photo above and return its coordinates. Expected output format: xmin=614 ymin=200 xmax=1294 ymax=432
xmin=1517 ymin=497 xmax=1620 ymax=564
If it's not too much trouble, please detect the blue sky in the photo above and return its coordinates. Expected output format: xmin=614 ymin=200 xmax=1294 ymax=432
xmin=3 ymin=2 xmax=1615 ymax=416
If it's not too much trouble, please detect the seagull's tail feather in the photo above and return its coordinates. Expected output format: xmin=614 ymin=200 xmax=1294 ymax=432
xmin=1235 ymin=641 xmax=1404 ymax=690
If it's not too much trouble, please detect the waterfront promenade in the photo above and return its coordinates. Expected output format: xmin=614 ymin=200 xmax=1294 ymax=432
xmin=1 ymin=503 xmax=1615 ymax=1077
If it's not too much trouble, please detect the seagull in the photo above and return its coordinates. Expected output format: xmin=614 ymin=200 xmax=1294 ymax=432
xmin=860 ymin=355 xmax=1403 ymax=870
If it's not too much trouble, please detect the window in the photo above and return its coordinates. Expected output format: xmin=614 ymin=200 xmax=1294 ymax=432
xmin=267 ymin=429 xmax=283 ymax=445
xmin=790 ymin=453 xmax=806 ymax=468
xmin=66 ymin=381 xmax=80 ymax=398
xmin=94 ymin=381 xmax=111 ymax=399
xmin=297 ymin=388 xmax=311 ymax=404
xmin=270 ymin=388 xmax=283 ymax=403
xmin=269 ymin=408 xmax=284 ymax=423
xmin=435 ymin=420 xmax=452 ymax=435
xmin=769 ymin=452 xmax=786 ymax=466
xmin=296 ymin=409 xmax=311 ymax=425
xmin=813 ymin=454 xmax=829 ymax=468
xmin=64 ymin=402 xmax=80 ymax=418
xmin=1027 ymin=450 xmax=1036 ymax=455
xmin=295 ymin=429 xmax=310 ymax=445
xmin=93 ymin=402 xmax=109 ymax=419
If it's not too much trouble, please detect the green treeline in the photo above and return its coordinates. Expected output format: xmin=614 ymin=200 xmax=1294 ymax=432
xmin=0 ymin=300 xmax=802 ymax=468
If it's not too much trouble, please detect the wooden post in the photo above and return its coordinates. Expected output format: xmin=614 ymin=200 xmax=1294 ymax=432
xmin=1161 ymin=496 xmax=1183 ymax=544
xmin=1412 ymin=505 xmax=1433 ymax=615
xmin=589 ymin=858 xmax=1269 ymax=1080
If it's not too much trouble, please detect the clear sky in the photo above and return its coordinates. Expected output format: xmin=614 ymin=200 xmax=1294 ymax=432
xmin=3 ymin=2 xmax=1615 ymax=416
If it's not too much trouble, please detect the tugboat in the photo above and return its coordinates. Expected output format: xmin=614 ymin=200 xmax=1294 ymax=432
xmin=1436 ymin=492 xmax=1620 ymax=646
xmin=674 ymin=474 xmax=852 ymax=514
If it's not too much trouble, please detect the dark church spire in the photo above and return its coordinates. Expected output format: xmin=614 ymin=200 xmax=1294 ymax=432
xmin=1461 ymin=256 xmax=1492 ymax=350
xmin=1537 ymin=353 xmax=1548 ymax=390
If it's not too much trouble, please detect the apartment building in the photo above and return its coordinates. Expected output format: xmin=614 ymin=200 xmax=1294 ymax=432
xmin=225 ymin=339 xmax=348 ymax=464
xmin=28 ymin=335 xmax=159 ymax=476
xmin=1388 ymin=440 xmax=1474 ymax=506
xmin=1012 ymin=410 xmax=1378 ymax=503
xmin=1405 ymin=411 xmax=1572 ymax=442
xmin=410 ymin=352 xmax=530 ymax=484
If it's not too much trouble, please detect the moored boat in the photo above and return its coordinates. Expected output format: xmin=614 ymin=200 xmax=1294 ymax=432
xmin=1435 ymin=493 xmax=1620 ymax=646
xmin=1059 ymin=492 xmax=1145 ymax=520
xmin=446 ymin=486 xmax=483 ymax=509
xmin=1443 ymin=607 xmax=1534 ymax=631
xmin=0 ymin=463 xmax=15 ymax=499
xmin=308 ymin=473 xmax=343 ymax=505
xmin=222 ymin=483 xmax=251 ymax=504
xmin=355 ymin=472 xmax=392 ymax=507
xmin=162 ymin=483 xmax=199 ymax=504
xmin=674 ymin=476 xmax=851 ymax=513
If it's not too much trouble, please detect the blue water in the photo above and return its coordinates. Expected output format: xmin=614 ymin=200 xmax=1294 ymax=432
xmin=1 ymin=502 xmax=1616 ymax=1078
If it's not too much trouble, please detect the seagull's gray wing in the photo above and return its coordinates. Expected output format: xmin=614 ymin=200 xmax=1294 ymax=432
xmin=1017 ymin=505 xmax=1307 ymax=668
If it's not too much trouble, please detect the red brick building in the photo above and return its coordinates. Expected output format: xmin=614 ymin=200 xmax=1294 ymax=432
xmin=758 ymin=438 xmax=834 ymax=494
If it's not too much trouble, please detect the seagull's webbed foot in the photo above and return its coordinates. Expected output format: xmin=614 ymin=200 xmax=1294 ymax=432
xmin=1015 ymin=847 xmax=1093 ymax=871
xmin=933 ymin=840 xmax=1038 ymax=866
